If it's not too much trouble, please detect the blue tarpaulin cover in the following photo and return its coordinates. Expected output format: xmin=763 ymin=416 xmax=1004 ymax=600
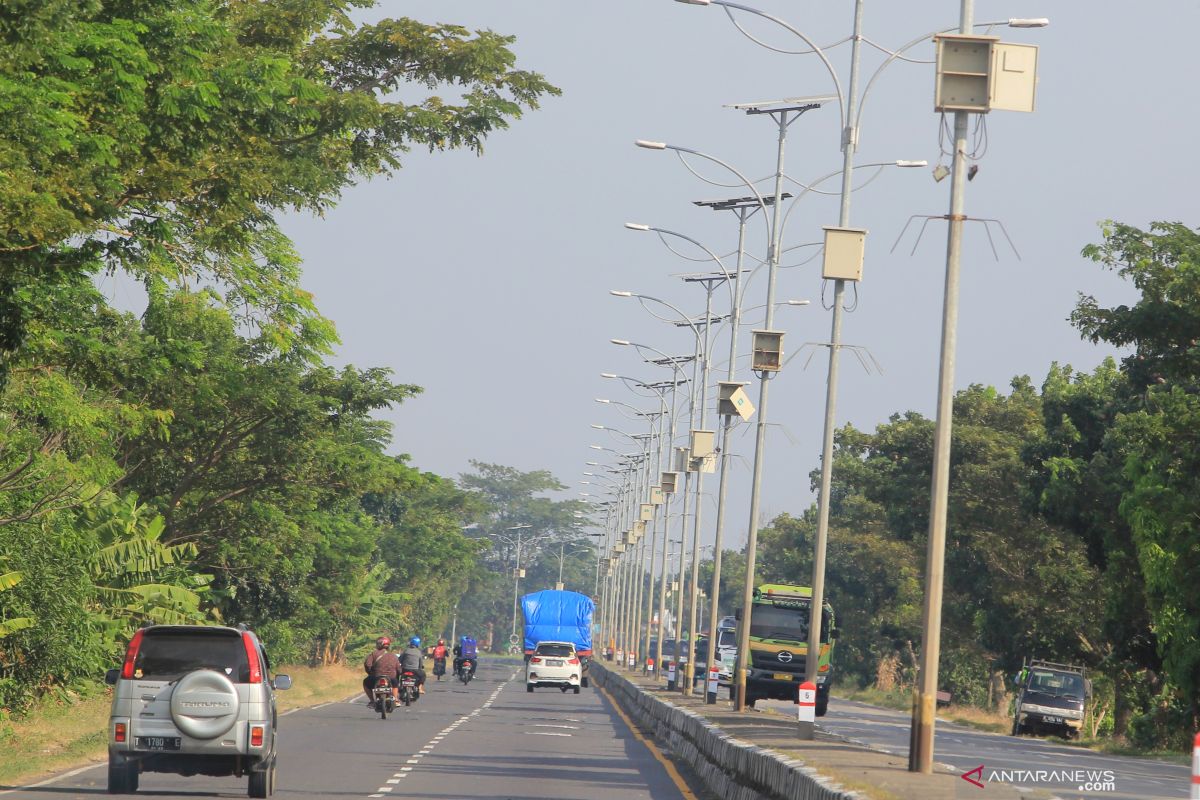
xmin=521 ymin=589 xmax=594 ymax=655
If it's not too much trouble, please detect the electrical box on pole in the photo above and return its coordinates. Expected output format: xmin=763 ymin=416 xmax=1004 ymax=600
xmin=934 ymin=34 xmax=1039 ymax=113
xmin=718 ymin=381 xmax=755 ymax=421
xmin=821 ymin=226 xmax=867 ymax=281
xmin=660 ymin=472 xmax=678 ymax=494
xmin=640 ymin=503 xmax=654 ymax=522
xmin=751 ymin=330 xmax=784 ymax=372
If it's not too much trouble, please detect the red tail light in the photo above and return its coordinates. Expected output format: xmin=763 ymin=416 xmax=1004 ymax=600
xmin=376 ymin=677 xmax=389 ymax=687
xmin=114 ymin=722 xmax=127 ymax=743
xmin=530 ymin=657 xmax=542 ymax=664
xmin=250 ymin=725 xmax=264 ymax=747
xmin=567 ymin=657 xmax=580 ymax=665
xmin=120 ymin=630 xmax=144 ymax=679
xmin=241 ymin=632 xmax=262 ymax=683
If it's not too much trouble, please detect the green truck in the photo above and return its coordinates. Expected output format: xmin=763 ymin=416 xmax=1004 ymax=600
xmin=735 ymin=584 xmax=837 ymax=713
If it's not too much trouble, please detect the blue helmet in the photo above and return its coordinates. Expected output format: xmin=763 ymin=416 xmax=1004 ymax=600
xmin=409 ymin=636 xmax=421 ymax=647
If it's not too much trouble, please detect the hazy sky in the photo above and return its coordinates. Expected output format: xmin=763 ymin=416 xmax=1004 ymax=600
xmin=277 ymin=2 xmax=1196 ymax=551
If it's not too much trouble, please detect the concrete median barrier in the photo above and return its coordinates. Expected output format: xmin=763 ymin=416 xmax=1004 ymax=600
xmin=593 ymin=662 xmax=857 ymax=800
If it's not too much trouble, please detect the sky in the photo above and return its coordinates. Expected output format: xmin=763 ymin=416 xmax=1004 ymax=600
xmin=276 ymin=1 xmax=1199 ymax=553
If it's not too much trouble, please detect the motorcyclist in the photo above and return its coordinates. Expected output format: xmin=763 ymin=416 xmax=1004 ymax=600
xmin=363 ymin=636 xmax=401 ymax=707
xmin=398 ymin=636 xmax=427 ymax=696
xmin=453 ymin=635 xmax=479 ymax=678
xmin=432 ymin=639 xmax=449 ymax=680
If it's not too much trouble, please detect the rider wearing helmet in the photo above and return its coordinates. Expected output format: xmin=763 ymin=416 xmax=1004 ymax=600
xmin=453 ymin=634 xmax=479 ymax=678
xmin=398 ymin=636 xmax=427 ymax=696
xmin=431 ymin=639 xmax=449 ymax=680
xmin=363 ymin=636 xmax=401 ymax=706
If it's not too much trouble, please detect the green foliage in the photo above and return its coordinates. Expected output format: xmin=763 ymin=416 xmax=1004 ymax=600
xmin=0 ymin=0 xmax=558 ymax=363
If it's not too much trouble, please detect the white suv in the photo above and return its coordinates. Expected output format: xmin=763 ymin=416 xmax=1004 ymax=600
xmin=525 ymin=641 xmax=582 ymax=694
xmin=105 ymin=624 xmax=291 ymax=797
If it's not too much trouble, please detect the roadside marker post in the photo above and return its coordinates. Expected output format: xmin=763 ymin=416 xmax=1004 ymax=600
xmin=646 ymin=657 xmax=655 ymax=674
xmin=1192 ymin=732 xmax=1200 ymax=799
xmin=797 ymin=681 xmax=817 ymax=740
xmin=705 ymin=665 xmax=719 ymax=704
xmin=627 ymin=651 xmax=636 ymax=669
xmin=667 ymin=660 xmax=677 ymax=691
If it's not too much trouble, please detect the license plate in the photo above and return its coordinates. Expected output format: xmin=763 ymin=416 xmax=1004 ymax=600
xmin=1043 ymin=715 xmax=1062 ymax=724
xmin=136 ymin=736 xmax=180 ymax=751
xmin=547 ymin=659 xmax=564 ymax=666
xmin=402 ymin=678 xmax=416 ymax=686
xmin=773 ymin=673 xmax=792 ymax=681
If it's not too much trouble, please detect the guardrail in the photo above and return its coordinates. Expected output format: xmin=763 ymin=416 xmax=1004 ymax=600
xmin=592 ymin=662 xmax=858 ymax=800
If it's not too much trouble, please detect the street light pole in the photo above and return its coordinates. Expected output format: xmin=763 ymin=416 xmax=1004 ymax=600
xmin=734 ymin=103 xmax=814 ymax=711
xmin=506 ymin=524 xmax=532 ymax=649
xmin=911 ymin=0 xmax=973 ymax=774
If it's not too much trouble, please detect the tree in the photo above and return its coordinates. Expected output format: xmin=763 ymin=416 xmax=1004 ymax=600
xmin=0 ymin=1 xmax=559 ymax=364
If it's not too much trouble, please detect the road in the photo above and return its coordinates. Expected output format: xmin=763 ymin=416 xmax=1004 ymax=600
xmin=762 ymin=696 xmax=1189 ymax=800
xmin=6 ymin=662 xmax=699 ymax=800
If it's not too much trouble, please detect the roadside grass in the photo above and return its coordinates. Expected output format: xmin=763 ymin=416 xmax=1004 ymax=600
xmin=0 ymin=663 xmax=367 ymax=789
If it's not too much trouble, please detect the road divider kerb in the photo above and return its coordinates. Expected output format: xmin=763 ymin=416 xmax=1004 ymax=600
xmin=593 ymin=663 xmax=856 ymax=800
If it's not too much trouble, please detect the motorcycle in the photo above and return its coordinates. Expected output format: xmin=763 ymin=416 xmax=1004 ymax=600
xmin=399 ymin=670 xmax=419 ymax=706
xmin=372 ymin=676 xmax=396 ymax=719
xmin=433 ymin=657 xmax=446 ymax=680
xmin=458 ymin=658 xmax=475 ymax=685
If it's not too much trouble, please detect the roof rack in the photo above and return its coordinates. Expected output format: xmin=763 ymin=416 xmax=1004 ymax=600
xmin=1028 ymin=658 xmax=1085 ymax=676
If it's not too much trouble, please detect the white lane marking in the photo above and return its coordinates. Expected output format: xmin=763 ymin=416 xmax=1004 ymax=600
xmin=369 ymin=794 xmax=384 ymax=798
xmin=406 ymin=758 xmax=420 ymax=764
xmin=524 ymin=731 xmax=572 ymax=737
xmin=400 ymin=767 xmax=413 ymax=772
xmin=387 ymin=779 xmax=400 ymax=784
xmin=376 ymin=788 xmax=393 ymax=793
xmin=0 ymin=763 xmax=104 ymax=795
xmin=534 ymin=723 xmax=579 ymax=729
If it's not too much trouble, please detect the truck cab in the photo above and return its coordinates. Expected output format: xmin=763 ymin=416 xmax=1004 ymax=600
xmin=1012 ymin=659 xmax=1089 ymax=738
xmin=735 ymin=584 xmax=836 ymax=714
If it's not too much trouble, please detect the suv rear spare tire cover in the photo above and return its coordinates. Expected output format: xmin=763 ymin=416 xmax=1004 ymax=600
xmin=170 ymin=669 xmax=240 ymax=739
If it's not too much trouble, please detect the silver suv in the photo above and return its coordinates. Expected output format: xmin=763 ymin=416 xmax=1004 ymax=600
xmin=104 ymin=624 xmax=291 ymax=797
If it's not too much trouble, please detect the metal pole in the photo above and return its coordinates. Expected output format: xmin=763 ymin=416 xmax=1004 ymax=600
xmin=807 ymin=0 xmax=865 ymax=719
xmin=683 ymin=284 xmax=715 ymax=695
xmin=910 ymin=0 xmax=973 ymax=774
xmin=511 ymin=527 xmax=522 ymax=642
xmin=642 ymin=411 xmax=664 ymax=673
xmin=655 ymin=493 xmax=671 ymax=678
xmin=735 ymin=109 xmax=790 ymax=711
xmin=706 ymin=206 xmax=750 ymax=701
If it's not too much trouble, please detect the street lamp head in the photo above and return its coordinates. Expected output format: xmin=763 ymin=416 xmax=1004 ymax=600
xmin=1008 ymin=18 xmax=1049 ymax=27
xmin=609 ymin=290 xmax=634 ymax=297
xmin=634 ymin=139 xmax=667 ymax=150
xmin=600 ymin=372 xmax=618 ymax=378
xmin=590 ymin=424 xmax=605 ymax=430
xmin=894 ymin=160 xmax=928 ymax=168
xmin=610 ymin=338 xmax=632 ymax=346
xmin=589 ymin=445 xmax=604 ymax=450
xmin=623 ymin=223 xmax=651 ymax=233
xmin=675 ymin=0 xmax=711 ymax=4
xmin=786 ymin=299 xmax=811 ymax=306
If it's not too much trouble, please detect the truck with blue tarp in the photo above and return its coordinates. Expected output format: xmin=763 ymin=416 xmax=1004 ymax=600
xmin=521 ymin=589 xmax=594 ymax=688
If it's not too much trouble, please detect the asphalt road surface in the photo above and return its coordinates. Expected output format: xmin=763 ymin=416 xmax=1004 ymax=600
xmin=764 ymin=695 xmax=1189 ymax=800
xmin=6 ymin=662 xmax=699 ymax=800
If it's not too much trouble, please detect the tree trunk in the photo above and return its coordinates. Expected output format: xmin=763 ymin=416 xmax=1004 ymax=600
xmin=1113 ymin=669 xmax=1133 ymax=739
